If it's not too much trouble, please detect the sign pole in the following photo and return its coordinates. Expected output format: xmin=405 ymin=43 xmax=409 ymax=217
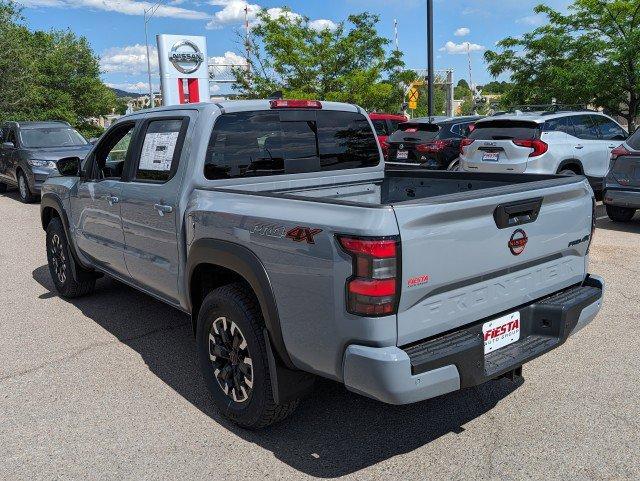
xmin=427 ymin=0 xmax=434 ymax=121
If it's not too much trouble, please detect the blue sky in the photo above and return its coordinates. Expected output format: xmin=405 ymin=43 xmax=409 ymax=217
xmin=16 ymin=0 xmax=569 ymax=95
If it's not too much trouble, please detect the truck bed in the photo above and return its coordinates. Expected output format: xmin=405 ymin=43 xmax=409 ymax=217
xmin=224 ymin=167 xmax=585 ymax=207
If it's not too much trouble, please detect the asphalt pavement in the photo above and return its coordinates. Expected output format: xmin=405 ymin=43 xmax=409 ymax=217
xmin=1 ymin=189 xmax=638 ymax=480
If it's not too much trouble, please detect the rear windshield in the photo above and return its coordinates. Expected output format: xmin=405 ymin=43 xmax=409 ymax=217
xmin=469 ymin=120 xmax=540 ymax=140
xmin=388 ymin=123 xmax=440 ymax=142
xmin=21 ymin=127 xmax=87 ymax=148
xmin=626 ymin=128 xmax=640 ymax=151
xmin=204 ymin=110 xmax=380 ymax=179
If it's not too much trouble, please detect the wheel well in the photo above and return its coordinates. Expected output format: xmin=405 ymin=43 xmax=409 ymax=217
xmin=41 ymin=206 xmax=60 ymax=230
xmin=189 ymin=263 xmax=255 ymax=332
xmin=557 ymin=161 xmax=583 ymax=175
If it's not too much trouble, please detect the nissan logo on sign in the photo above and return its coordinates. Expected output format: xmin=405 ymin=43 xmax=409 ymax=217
xmin=169 ymin=40 xmax=204 ymax=74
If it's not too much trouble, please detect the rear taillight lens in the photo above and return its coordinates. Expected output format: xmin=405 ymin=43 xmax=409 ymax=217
xmin=512 ymin=139 xmax=548 ymax=157
xmin=416 ymin=139 xmax=452 ymax=153
xmin=460 ymin=138 xmax=474 ymax=155
xmin=610 ymin=145 xmax=630 ymax=161
xmin=338 ymin=236 xmax=400 ymax=316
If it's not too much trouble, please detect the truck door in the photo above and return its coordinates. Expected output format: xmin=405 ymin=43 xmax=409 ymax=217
xmin=120 ymin=114 xmax=192 ymax=303
xmin=70 ymin=121 xmax=136 ymax=277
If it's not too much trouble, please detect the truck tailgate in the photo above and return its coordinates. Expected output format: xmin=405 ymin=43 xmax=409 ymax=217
xmin=393 ymin=178 xmax=593 ymax=346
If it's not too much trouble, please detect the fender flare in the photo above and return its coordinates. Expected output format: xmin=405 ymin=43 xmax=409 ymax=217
xmin=186 ymin=238 xmax=294 ymax=369
xmin=557 ymin=159 xmax=584 ymax=174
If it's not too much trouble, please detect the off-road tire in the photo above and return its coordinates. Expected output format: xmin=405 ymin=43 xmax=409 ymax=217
xmin=606 ymin=205 xmax=636 ymax=222
xmin=17 ymin=170 xmax=36 ymax=203
xmin=197 ymin=283 xmax=299 ymax=429
xmin=46 ymin=217 xmax=96 ymax=298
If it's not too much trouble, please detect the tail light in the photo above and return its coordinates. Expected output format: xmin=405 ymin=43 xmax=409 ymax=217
xmin=416 ymin=139 xmax=453 ymax=153
xmin=338 ymin=236 xmax=400 ymax=316
xmin=270 ymin=99 xmax=322 ymax=109
xmin=610 ymin=145 xmax=630 ymax=161
xmin=460 ymin=138 xmax=474 ymax=155
xmin=512 ymin=139 xmax=548 ymax=157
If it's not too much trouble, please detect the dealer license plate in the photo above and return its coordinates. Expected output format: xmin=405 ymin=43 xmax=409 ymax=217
xmin=396 ymin=150 xmax=408 ymax=160
xmin=482 ymin=152 xmax=500 ymax=162
xmin=483 ymin=311 xmax=521 ymax=354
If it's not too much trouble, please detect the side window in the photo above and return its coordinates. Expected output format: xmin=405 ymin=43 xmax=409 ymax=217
xmin=6 ymin=129 xmax=18 ymax=146
xmin=388 ymin=120 xmax=401 ymax=134
xmin=593 ymin=116 xmax=627 ymax=141
xmin=91 ymin=123 xmax=136 ymax=181
xmin=544 ymin=117 xmax=576 ymax=136
xmin=570 ymin=115 xmax=599 ymax=140
xmin=134 ymin=119 xmax=186 ymax=183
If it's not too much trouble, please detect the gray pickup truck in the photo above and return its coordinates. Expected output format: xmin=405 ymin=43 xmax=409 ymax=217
xmin=40 ymin=99 xmax=604 ymax=429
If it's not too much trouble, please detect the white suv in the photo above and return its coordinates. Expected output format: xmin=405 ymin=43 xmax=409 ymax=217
xmin=459 ymin=111 xmax=628 ymax=192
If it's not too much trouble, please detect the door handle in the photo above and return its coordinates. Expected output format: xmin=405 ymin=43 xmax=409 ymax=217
xmin=608 ymin=145 xmax=617 ymax=149
xmin=575 ymin=145 xmax=584 ymax=149
xmin=106 ymin=195 xmax=119 ymax=205
xmin=154 ymin=203 xmax=173 ymax=216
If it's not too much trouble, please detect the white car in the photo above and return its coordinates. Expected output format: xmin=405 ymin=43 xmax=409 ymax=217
xmin=459 ymin=110 xmax=628 ymax=192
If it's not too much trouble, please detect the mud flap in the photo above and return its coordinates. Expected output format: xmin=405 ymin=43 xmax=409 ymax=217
xmin=263 ymin=329 xmax=315 ymax=404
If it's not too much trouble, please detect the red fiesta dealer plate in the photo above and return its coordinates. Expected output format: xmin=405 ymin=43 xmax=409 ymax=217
xmin=482 ymin=311 xmax=521 ymax=354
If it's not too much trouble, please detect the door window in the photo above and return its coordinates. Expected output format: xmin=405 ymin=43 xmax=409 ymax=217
xmin=591 ymin=116 xmax=627 ymax=141
xmin=91 ymin=123 xmax=136 ymax=181
xmin=6 ymin=130 xmax=18 ymax=147
xmin=134 ymin=119 xmax=186 ymax=183
xmin=570 ymin=115 xmax=599 ymax=140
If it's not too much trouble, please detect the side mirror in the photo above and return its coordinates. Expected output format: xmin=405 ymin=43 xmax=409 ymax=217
xmin=88 ymin=137 xmax=98 ymax=145
xmin=2 ymin=141 xmax=15 ymax=149
xmin=56 ymin=156 xmax=81 ymax=177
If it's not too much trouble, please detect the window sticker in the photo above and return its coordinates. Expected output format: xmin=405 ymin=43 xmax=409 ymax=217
xmin=139 ymin=131 xmax=179 ymax=172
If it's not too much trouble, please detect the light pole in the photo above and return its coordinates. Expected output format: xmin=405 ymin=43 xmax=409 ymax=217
xmin=144 ymin=0 xmax=166 ymax=108
xmin=426 ymin=0 xmax=434 ymax=121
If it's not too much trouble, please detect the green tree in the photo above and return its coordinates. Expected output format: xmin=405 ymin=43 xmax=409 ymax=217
xmin=485 ymin=0 xmax=640 ymax=129
xmin=234 ymin=10 xmax=408 ymax=112
xmin=0 ymin=1 xmax=116 ymax=127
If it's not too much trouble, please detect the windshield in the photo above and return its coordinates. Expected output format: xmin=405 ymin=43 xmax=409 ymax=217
xmin=21 ymin=127 xmax=88 ymax=148
xmin=469 ymin=120 xmax=540 ymax=140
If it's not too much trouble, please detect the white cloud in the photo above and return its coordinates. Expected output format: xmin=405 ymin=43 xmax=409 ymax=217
xmin=517 ymin=14 xmax=545 ymax=26
xmin=206 ymin=1 xmax=336 ymax=31
xmin=454 ymin=27 xmax=470 ymax=37
xmin=100 ymin=44 xmax=158 ymax=75
xmin=15 ymin=0 xmax=208 ymax=20
xmin=439 ymin=41 xmax=485 ymax=55
xmin=210 ymin=51 xmax=247 ymax=66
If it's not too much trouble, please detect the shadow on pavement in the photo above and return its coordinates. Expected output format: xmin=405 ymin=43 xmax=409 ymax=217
xmin=33 ymin=264 xmax=522 ymax=478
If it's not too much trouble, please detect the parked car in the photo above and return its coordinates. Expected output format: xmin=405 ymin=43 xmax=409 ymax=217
xmin=41 ymin=99 xmax=603 ymax=428
xmin=0 ymin=121 xmax=91 ymax=203
xmin=369 ymin=112 xmax=408 ymax=159
xmin=603 ymin=128 xmax=640 ymax=222
xmin=459 ymin=110 xmax=628 ymax=193
xmin=386 ymin=116 xmax=482 ymax=170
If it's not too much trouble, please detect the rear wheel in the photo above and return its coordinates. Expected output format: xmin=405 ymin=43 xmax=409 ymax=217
xmin=447 ymin=159 xmax=461 ymax=171
xmin=606 ymin=205 xmax=636 ymax=222
xmin=197 ymin=283 xmax=299 ymax=429
xmin=46 ymin=217 xmax=96 ymax=298
xmin=17 ymin=170 xmax=36 ymax=203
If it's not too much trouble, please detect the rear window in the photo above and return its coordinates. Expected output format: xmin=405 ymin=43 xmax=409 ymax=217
xmin=469 ymin=120 xmax=540 ymax=140
xmin=204 ymin=110 xmax=380 ymax=180
xmin=627 ymin=129 xmax=640 ymax=151
xmin=389 ymin=123 xmax=440 ymax=142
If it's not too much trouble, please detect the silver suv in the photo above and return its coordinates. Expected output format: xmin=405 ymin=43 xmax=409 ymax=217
xmin=460 ymin=110 xmax=628 ymax=192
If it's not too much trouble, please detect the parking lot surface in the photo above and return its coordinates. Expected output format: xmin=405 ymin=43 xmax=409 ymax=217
xmin=1 ymin=190 xmax=639 ymax=481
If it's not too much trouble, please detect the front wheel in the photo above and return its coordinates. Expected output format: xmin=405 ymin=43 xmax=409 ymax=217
xmin=606 ymin=205 xmax=636 ymax=222
xmin=46 ymin=218 xmax=96 ymax=298
xmin=197 ymin=283 xmax=299 ymax=429
xmin=17 ymin=171 xmax=36 ymax=203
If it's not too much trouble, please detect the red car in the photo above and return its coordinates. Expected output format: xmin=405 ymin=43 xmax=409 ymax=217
xmin=369 ymin=113 xmax=408 ymax=159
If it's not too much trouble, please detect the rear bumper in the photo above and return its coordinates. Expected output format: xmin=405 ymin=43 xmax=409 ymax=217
xmin=342 ymin=275 xmax=604 ymax=405
xmin=604 ymin=188 xmax=640 ymax=208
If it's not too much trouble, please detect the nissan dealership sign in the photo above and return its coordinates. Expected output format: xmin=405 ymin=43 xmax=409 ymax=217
xmin=157 ymin=34 xmax=209 ymax=106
